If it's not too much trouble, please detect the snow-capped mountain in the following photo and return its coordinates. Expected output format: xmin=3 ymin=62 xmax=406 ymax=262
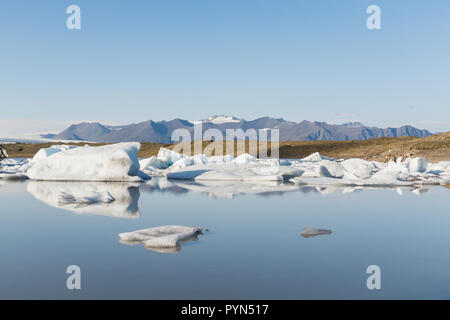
xmin=342 ymin=122 xmax=364 ymax=128
xmin=190 ymin=115 xmax=241 ymax=125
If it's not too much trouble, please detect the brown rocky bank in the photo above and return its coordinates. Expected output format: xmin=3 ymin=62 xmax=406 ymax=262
xmin=4 ymin=131 xmax=450 ymax=163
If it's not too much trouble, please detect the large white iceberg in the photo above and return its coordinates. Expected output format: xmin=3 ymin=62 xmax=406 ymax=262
xmin=27 ymin=143 xmax=144 ymax=181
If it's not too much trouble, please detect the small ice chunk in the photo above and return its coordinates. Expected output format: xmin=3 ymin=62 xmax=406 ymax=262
xmin=317 ymin=160 xmax=344 ymax=178
xmin=140 ymin=156 xmax=169 ymax=170
xmin=172 ymin=157 xmax=193 ymax=168
xmin=233 ymin=153 xmax=256 ymax=164
xmin=408 ymin=157 xmax=428 ymax=173
xmin=279 ymin=159 xmax=291 ymax=166
xmin=119 ymin=225 xmax=203 ymax=248
xmin=342 ymin=159 xmax=374 ymax=179
xmin=301 ymin=152 xmax=324 ymax=162
xmin=301 ymin=227 xmax=332 ymax=238
xmin=157 ymin=148 xmax=184 ymax=166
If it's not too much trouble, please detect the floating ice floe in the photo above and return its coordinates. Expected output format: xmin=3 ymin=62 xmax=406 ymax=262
xmin=27 ymin=181 xmax=140 ymax=218
xmin=301 ymin=227 xmax=332 ymax=238
xmin=119 ymin=225 xmax=203 ymax=251
xmin=26 ymin=143 xmax=146 ymax=181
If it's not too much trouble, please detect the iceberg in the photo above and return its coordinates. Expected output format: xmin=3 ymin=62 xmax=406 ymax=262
xmin=27 ymin=143 xmax=144 ymax=181
xmin=408 ymin=157 xmax=428 ymax=173
xmin=119 ymin=225 xmax=203 ymax=250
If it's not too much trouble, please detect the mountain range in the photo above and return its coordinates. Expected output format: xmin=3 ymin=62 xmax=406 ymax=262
xmin=48 ymin=115 xmax=433 ymax=143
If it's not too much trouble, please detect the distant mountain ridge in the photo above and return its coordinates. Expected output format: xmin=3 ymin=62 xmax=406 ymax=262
xmin=50 ymin=116 xmax=433 ymax=143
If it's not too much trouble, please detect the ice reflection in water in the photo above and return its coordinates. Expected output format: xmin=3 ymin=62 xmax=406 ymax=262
xmin=27 ymin=181 xmax=140 ymax=218
xmin=140 ymin=177 xmax=440 ymax=198
xmin=23 ymin=178 xmax=444 ymax=221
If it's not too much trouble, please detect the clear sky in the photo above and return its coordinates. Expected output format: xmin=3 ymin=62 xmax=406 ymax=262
xmin=1 ymin=0 xmax=450 ymax=136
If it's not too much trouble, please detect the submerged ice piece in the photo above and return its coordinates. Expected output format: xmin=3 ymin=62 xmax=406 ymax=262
xmin=27 ymin=142 xmax=143 ymax=181
xmin=119 ymin=225 xmax=203 ymax=248
xmin=301 ymin=227 xmax=332 ymax=238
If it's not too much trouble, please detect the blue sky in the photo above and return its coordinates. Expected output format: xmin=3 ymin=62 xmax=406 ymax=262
xmin=1 ymin=0 xmax=450 ymax=136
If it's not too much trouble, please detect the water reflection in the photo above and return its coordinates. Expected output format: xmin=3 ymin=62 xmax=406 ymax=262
xmin=19 ymin=178 xmax=448 ymax=219
xmin=27 ymin=181 xmax=140 ymax=218
xmin=142 ymin=177 xmax=302 ymax=199
xmin=140 ymin=177 xmax=443 ymax=198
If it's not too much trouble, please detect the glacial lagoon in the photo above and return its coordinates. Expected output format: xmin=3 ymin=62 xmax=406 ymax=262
xmin=0 ymin=178 xmax=449 ymax=299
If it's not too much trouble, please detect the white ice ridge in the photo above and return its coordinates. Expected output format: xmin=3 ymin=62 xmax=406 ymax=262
xmin=140 ymin=148 xmax=303 ymax=181
xmin=119 ymin=225 xmax=203 ymax=248
xmin=26 ymin=143 xmax=145 ymax=181
xmin=139 ymin=148 xmax=450 ymax=185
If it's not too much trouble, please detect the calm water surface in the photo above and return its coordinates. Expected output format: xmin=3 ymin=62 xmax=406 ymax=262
xmin=0 ymin=179 xmax=449 ymax=299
